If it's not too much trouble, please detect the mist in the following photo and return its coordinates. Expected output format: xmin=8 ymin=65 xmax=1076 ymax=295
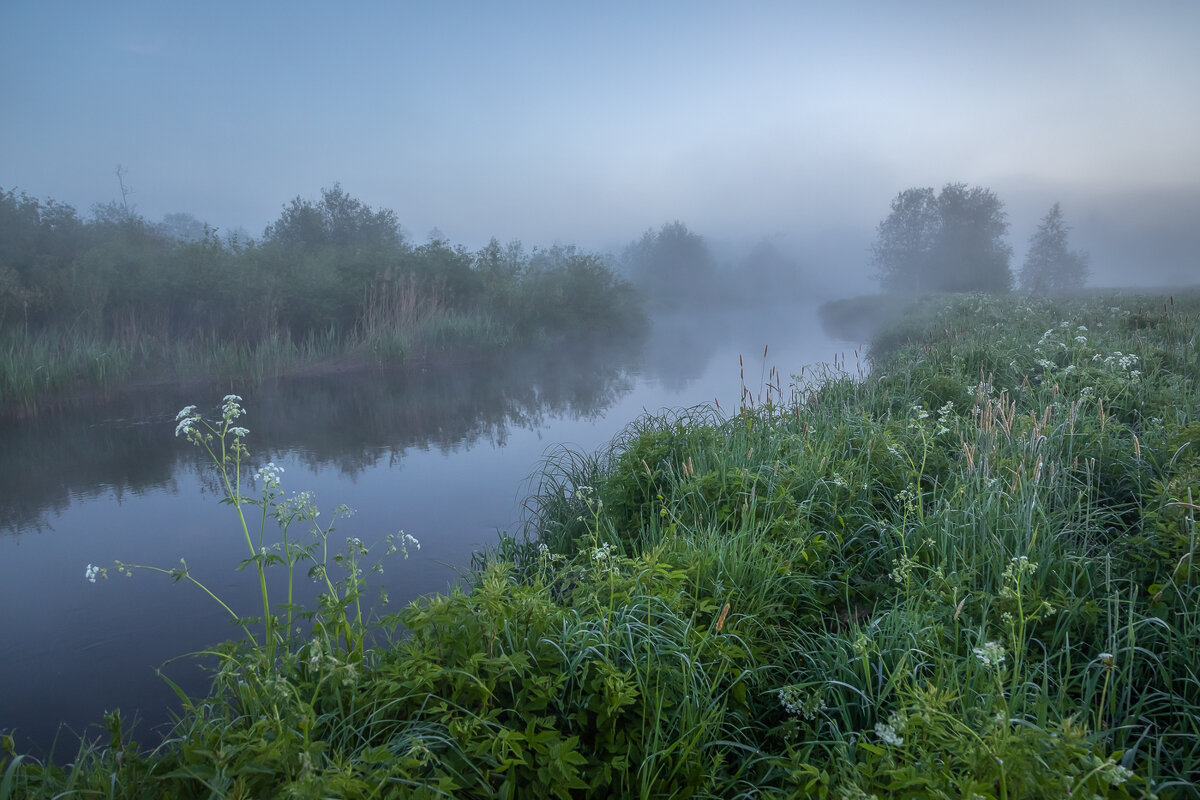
xmin=4 ymin=3 xmax=1198 ymax=297
xmin=7 ymin=3 xmax=1200 ymax=786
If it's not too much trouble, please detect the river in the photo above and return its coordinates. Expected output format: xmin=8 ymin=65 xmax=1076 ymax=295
xmin=0 ymin=303 xmax=864 ymax=755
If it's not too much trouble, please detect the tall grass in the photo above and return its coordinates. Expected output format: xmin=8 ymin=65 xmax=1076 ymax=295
xmin=6 ymin=290 xmax=1197 ymax=798
xmin=0 ymin=306 xmax=518 ymax=417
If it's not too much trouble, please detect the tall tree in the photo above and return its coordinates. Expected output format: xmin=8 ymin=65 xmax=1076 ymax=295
xmin=871 ymin=187 xmax=939 ymax=292
xmin=622 ymin=221 xmax=718 ymax=308
xmin=872 ymin=183 xmax=1012 ymax=293
xmin=1019 ymin=203 xmax=1088 ymax=293
xmin=264 ymin=183 xmax=403 ymax=251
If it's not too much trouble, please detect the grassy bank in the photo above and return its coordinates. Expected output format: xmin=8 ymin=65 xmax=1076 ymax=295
xmin=0 ymin=308 xmax=518 ymax=417
xmin=5 ymin=291 xmax=1198 ymax=798
xmin=0 ymin=185 xmax=646 ymax=417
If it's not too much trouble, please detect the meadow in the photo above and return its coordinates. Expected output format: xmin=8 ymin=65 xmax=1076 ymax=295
xmin=4 ymin=290 xmax=1197 ymax=799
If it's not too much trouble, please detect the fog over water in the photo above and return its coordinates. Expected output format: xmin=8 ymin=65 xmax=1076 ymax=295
xmin=0 ymin=303 xmax=864 ymax=754
xmin=1 ymin=0 xmax=1198 ymax=761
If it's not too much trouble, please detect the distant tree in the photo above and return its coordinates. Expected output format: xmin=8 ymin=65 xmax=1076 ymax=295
xmin=732 ymin=238 xmax=804 ymax=302
xmin=872 ymin=183 xmax=1012 ymax=293
xmin=871 ymin=187 xmax=939 ymax=293
xmin=263 ymin=183 xmax=403 ymax=251
xmin=158 ymin=212 xmax=209 ymax=242
xmin=622 ymin=221 xmax=718 ymax=308
xmin=1019 ymin=203 xmax=1088 ymax=293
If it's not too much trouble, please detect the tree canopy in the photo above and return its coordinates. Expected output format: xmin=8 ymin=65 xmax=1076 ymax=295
xmin=872 ymin=183 xmax=1012 ymax=293
xmin=1019 ymin=203 xmax=1088 ymax=293
xmin=264 ymin=183 xmax=403 ymax=251
xmin=0 ymin=183 xmax=642 ymax=346
xmin=622 ymin=221 xmax=719 ymax=308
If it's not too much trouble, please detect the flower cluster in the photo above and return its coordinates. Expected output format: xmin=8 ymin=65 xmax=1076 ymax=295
xmin=778 ymin=684 xmax=827 ymax=720
xmin=874 ymin=711 xmax=907 ymax=746
xmin=256 ymin=462 xmax=284 ymax=491
xmin=275 ymin=490 xmax=319 ymax=523
xmin=174 ymin=405 xmax=198 ymax=438
xmin=537 ymin=541 xmax=566 ymax=565
xmin=386 ymin=530 xmax=420 ymax=559
xmin=591 ymin=541 xmax=615 ymax=563
xmin=1091 ymin=350 xmax=1141 ymax=379
xmin=972 ymin=640 xmax=1007 ymax=669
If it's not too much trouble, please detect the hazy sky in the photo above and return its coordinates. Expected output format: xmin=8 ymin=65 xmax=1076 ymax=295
xmin=2 ymin=1 xmax=1197 ymax=287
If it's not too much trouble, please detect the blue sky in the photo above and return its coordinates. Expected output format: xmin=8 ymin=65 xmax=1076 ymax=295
xmin=2 ymin=1 xmax=1198 ymax=286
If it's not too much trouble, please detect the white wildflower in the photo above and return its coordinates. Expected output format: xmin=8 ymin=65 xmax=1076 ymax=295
xmin=255 ymin=462 xmax=284 ymax=490
xmin=874 ymin=712 xmax=906 ymax=746
xmin=778 ymin=685 xmax=826 ymax=720
xmin=973 ymin=640 xmax=1007 ymax=669
xmin=174 ymin=405 xmax=198 ymax=437
xmin=222 ymin=394 xmax=244 ymax=420
xmin=395 ymin=530 xmax=420 ymax=558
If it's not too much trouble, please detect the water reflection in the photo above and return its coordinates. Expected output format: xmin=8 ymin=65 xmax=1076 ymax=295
xmin=0 ymin=303 xmax=861 ymax=756
xmin=0 ymin=334 xmax=654 ymax=755
xmin=0 ymin=337 xmax=641 ymax=536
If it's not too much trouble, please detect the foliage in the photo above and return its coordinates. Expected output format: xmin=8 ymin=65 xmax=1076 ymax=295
xmin=872 ymin=183 xmax=1013 ymax=293
xmin=1019 ymin=202 xmax=1090 ymax=294
xmin=0 ymin=184 xmax=644 ymax=416
xmin=7 ymin=290 xmax=1200 ymax=798
xmin=263 ymin=183 xmax=403 ymax=251
xmin=622 ymin=221 xmax=720 ymax=309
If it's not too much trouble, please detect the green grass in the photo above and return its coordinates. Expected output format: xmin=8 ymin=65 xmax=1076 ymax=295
xmin=5 ymin=290 xmax=1199 ymax=798
xmin=0 ymin=309 xmax=522 ymax=417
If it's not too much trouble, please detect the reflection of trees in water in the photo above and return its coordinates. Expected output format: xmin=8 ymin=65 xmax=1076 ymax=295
xmin=247 ymin=339 xmax=640 ymax=475
xmin=0 ymin=411 xmax=182 ymax=534
xmin=0 ymin=336 xmax=644 ymax=534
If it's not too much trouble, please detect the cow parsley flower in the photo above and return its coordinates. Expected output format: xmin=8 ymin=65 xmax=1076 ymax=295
xmin=874 ymin=712 xmax=907 ymax=746
xmin=256 ymin=462 xmax=284 ymax=490
xmin=222 ymin=394 xmax=244 ymax=420
xmin=175 ymin=405 xmax=199 ymax=437
xmin=390 ymin=530 xmax=421 ymax=558
xmin=973 ymin=640 xmax=1007 ymax=669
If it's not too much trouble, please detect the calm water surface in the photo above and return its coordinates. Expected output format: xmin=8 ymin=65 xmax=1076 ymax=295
xmin=0 ymin=304 xmax=863 ymax=754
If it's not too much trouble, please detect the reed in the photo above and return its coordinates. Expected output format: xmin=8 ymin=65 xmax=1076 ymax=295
xmin=7 ymin=290 xmax=1198 ymax=798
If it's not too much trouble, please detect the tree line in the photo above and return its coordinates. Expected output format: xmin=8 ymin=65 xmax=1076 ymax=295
xmin=0 ymin=184 xmax=645 ymax=350
xmin=871 ymin=183 xmax=1089 ymax=295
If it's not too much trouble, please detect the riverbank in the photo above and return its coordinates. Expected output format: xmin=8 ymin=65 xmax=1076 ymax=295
xmin=0 ymin=307 xmax=645 ymax=419
xmin=6 ymin=290 xmax=1198 ymax=798
xmin=0 ymin=186 xmax=648 ymax=419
